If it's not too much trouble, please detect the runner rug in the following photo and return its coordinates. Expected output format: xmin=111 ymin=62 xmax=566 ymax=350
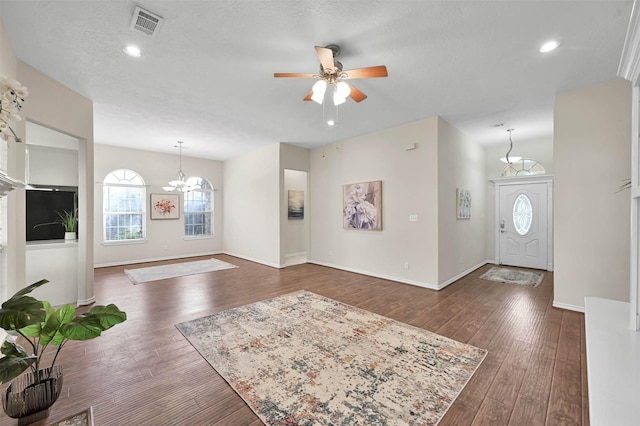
xmin=176 ymin=290 xmax=487 ymax=425
xmin=124 ymin=258 xmax=238 ymax=284
xmin=479 ymin=266 xmax=544 ymax=287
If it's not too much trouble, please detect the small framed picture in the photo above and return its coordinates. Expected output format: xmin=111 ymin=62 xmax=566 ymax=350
xmin=150 ymin=193 xmax=179 ymax=220
xmin=457 ymin=188 xmax=471 ymax=219
xmin=288 ymin=190 xmax=304 ymax=219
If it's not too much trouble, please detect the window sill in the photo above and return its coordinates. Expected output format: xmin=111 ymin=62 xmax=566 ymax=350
xmin=184 ymin=235 xmax=215 ymax=241
xmin=101 ymin=238 xmax=147 ymax=246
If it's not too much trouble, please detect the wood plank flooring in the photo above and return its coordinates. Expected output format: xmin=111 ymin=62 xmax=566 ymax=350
xmin=0 ymin=256 xmax=587 ymax=425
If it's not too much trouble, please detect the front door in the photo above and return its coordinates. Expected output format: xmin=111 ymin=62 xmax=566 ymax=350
xmin=498 ymin=182 xmax=548 ymax=270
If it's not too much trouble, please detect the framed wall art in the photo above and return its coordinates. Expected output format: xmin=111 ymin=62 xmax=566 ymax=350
xmin=288 ymin=190 xmax=304 ymax=219
xmin=457 ymin=188 xmax=471 ymax=219
xmin=343 ymin=180 xmax=382 ymax=230
xmin=151 ymin=193 xmax=179 ymax=220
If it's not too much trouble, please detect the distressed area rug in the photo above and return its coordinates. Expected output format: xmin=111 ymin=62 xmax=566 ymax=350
xmin=480 ymin=266 xmax=544 ymax=287
xmin=124 ymin=258 xmax=237 ymax=284
xmin=176 ymin=290 xmax=487 ymax=425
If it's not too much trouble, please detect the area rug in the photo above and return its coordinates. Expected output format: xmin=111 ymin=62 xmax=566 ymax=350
xmin=124 ymin=258 xmax=238 ymax=284
xmin=176 ymin=290 xmax=487 ymax=425
xmin=479 ymin=266 xmax=544 ymax=286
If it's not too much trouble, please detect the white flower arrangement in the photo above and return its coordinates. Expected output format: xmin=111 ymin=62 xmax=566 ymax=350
xmin=0 ymin=75 xmax=28 ymax=135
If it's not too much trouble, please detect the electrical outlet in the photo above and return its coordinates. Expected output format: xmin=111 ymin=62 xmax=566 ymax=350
xmin=403 ymin=262 xmax=409 ymax=270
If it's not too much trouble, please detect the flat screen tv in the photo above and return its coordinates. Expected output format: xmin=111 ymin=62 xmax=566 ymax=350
xmin=26 ymin=187 xmax=77 ymax=241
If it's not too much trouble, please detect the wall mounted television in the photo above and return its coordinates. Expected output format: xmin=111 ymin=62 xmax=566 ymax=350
xmin=26 ymin=186 xmax=77 ymax=241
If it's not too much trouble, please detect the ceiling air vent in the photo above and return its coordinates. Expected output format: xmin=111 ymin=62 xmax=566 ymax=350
xmin=130 ymin=6 xmax=163 ymax=37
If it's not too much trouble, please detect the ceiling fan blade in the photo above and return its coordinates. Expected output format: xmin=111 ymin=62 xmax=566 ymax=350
xmin=315 ymin=46 xmax=336 ymax=73
xmin=342 ymin=65 xmax=388 ymax=79
xmin=303 ymin=91 xmax=313 ymax=101
xmin=347 ymin=84 xmax=368 ymax=102
xmin=274 ymin=72 xmax=317 ymax=78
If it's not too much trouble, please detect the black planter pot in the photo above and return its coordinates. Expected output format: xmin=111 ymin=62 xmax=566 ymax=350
xmin=2 ymin=366 xmax=63 ymax=425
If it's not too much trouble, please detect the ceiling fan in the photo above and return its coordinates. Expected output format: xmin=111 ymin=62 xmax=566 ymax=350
xmin=274 ymin=45 xmax=388 ymax=104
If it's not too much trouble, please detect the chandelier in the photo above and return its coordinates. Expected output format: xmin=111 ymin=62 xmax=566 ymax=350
xmin=162 ymin=141 xmax=198 ymax=192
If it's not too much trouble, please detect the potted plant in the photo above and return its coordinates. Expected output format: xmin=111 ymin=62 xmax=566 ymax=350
xmin=0 ymin=279 xmax=126 ymax=424
xmin=33 ymin=209 xmax=77 ymax=241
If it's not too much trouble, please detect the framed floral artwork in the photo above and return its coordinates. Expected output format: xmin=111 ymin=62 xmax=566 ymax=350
xmin=151 ymin=193 xmax=179 ymax=220
xmin=457 ymin=188 xmax=471 ymax=219
xmin=343 ymin=180 xmax=382 ymax=230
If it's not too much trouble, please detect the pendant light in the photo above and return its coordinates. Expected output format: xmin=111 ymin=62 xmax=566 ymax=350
xmin=499 ymin=129 xmax=522 ymax=164
xmin=163 ymin=141 xmax=197 ymax=192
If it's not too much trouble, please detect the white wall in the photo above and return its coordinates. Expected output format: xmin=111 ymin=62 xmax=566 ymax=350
xmin=93 ymin=144 xmax=223 ymax=266
xmin=437 ymin=118 xmax=487 ymax=284
xmin=223 ymin=142 xmax=281 ymax=267
xmin=484 ymin=136 xmax=554 ymax=261
xmin=17 ymin=61 xmax=94 ymax=304
xmin=27 ymin=145 xmax=78 ymax=187
xmin=0 ymin=19 xmax=18 ymax=303
xmin=309 ymin=117 xmax=441 ymax=287
xmin=554 ymin=78 xmax=632 ymax=310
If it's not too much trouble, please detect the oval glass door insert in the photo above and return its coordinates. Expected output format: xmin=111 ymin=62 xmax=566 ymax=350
xmin=513 ymin=194 xmax=533 ymax=235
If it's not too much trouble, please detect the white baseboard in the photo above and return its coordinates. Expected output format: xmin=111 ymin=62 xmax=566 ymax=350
xmin=77 ymin=296 xmax=96 ymax=306
xmin=222 ymin=251 xmax=284 ymax=269
xmin=284 ymin=252 xmax=307 ymax=258
xmin=307 ymin=259 xmax=439 ymax=290
xmin=552 ymin=300 xmax=585 ymax=313
xmin=438 ymin=261 xmax=489 ymax=289
xmin=94 ymin=251 xmax=224 ymax=268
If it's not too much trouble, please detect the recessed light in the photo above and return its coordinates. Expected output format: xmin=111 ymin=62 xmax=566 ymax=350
xmin=539 ymin=40 xmax=559 ymax=53
xmin=123 ymin=45 xmax=143 ymax=58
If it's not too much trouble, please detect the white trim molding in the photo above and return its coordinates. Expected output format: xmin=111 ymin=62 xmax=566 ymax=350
xmin=552 ymin=300 xmax=585 ymax=313
xmin=619 ymin=0 xmax=640 ymax=86
xmin=77 ymin=296 xmax=96 ymax=306
xmin=307 ymin=260 xmax=488 ymax=291
xmin=94 ymin=251 xmax=224 ymax=268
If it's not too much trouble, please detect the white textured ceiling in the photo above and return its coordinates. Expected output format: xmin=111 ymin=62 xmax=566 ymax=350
xmin=0 ymin=1 xmax=634 ymax=161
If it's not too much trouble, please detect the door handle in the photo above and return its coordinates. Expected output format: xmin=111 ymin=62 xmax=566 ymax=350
xmin=500 ymin=220 xmax=506 ymax=233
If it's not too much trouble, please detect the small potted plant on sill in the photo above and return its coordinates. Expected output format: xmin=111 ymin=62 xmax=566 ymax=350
xmin=33 ymin=209 xmax=77 ymax=241
xmin=0 ymin=279 xmax=126 ymax=425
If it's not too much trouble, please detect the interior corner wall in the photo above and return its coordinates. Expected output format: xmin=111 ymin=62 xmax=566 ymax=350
xmin=93 ymin=144 xmax=223 ymax=266
xmin=280 ymin=143 xmax=310 ymax=266
xmin=308 ymin=117 xmax=440 ymax=288
xmin=223 ymin=143 xmax=281 ymax=267
xmin=283 ymin=169 xmax=308 ymax=256
xmin=437 ymin=117 xmax=487 ymax=285
xmin=484 ymin=137 xmax=554 ymax=262
xmin=554 ymin=78 xmax=632 ymax=310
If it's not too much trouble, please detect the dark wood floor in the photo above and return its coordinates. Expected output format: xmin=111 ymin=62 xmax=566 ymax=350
xmin=0 ymin=256 xmax=587 ymax=425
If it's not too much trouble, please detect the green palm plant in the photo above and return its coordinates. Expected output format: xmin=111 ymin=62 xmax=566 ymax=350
xmin=0 ymin=279 xmax=126 ymax=384
xmin=33 ymin=209 xmax=77 ymax=233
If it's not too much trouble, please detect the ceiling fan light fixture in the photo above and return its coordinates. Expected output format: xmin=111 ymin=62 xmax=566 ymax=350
xmin=333 ymin=81 xmax=351 ymax=105
xmin=311 ymin=80 xmax=327 ymax=104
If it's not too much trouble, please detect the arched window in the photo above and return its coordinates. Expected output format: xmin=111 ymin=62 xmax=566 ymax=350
xmin=103 ymin=169 xmax=146 ymax=242
xmin=184 ymin=177 xmax=213 ymax=237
